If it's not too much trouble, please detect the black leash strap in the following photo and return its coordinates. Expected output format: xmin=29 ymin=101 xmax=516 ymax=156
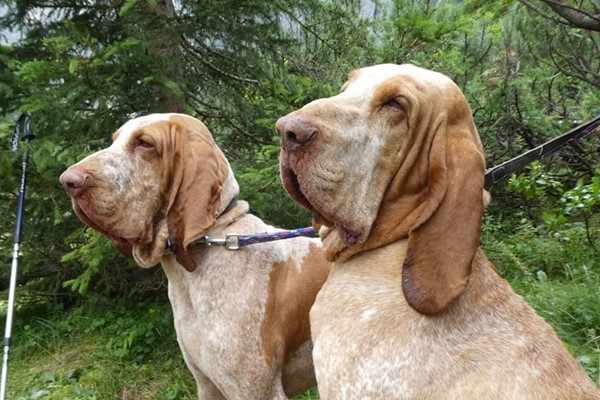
xmin=484 ymin=113 xmax=600 ymax=189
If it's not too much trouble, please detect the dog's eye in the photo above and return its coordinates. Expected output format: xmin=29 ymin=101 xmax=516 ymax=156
xmin=136 ymin=139 xmax=154 ymax=150
xmin=383 ymin=99 xmax=404 ymax=111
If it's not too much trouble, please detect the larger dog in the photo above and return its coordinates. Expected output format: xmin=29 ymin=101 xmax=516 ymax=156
xmin=60 ymin=113 xmax=330 ymax=399
xmin=277 ymin=64 xmax=600 ymax=399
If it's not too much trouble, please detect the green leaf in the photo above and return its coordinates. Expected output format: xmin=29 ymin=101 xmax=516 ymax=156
xmin=68 ymin=59 xmax=78 ymax=74
xmin=119 ymin=0 xmax=138 ymax=17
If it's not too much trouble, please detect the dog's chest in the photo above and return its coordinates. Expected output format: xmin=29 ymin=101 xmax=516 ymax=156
xmin=310 ymin=273 xmax=423 ymax=397
xmin=162 ymin=251 xmax=272 ymax=379
xmin=310 ymin=241 xmax=463 ymax=399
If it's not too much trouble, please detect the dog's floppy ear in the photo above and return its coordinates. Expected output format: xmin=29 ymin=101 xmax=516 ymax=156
xmin=401 ymin=125 xmax=485 ymax=315
xmin=164 ymin=120 xmax=229 ymax=272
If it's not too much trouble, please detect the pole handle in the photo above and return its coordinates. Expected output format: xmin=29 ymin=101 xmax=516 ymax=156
xmin=21 ymin=115 xmax=35 ymax=142
xmin=11 ymin=114 xmax=35 ymax=153
xmin=11 ymin=114 xmax=35 ymax=244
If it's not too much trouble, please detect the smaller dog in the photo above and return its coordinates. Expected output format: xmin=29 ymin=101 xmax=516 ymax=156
xmin=60 ymin=113 xmax=330 ymax=400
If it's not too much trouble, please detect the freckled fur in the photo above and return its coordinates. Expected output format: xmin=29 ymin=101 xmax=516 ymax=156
xmin=61 ymin=113 xmax=330 ymax=399
xmin=163 ymin=211 xmax=327 ymax=399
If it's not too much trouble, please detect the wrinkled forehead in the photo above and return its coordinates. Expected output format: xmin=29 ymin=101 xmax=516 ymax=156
xmin=111 ymin=113 xmax=199 ymax=144
xmin=340 ymin=64 xmax=455 ymax=99
xmin=111 ymin=114 xmax=170 ymax=144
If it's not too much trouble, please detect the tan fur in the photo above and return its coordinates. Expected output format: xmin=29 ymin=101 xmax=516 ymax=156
xmin=277 ymin=64 xmax=600 ymax=399
xmin=261 ymin=245 xmax=330 ymax=395
xmin=60 ymin=113 xmax=330 ymax=400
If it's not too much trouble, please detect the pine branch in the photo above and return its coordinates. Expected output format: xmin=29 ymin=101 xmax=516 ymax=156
xmin=181 ymin=39 xmax=260 ymax=85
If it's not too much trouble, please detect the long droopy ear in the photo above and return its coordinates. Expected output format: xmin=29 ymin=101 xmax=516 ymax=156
xmin=164 ymin=120 xmax=229 ymax=272
xmin=401 ymin=125 xmax=485 ymax=315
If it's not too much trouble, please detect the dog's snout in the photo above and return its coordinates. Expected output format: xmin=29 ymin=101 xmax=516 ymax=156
xmin=60 ymin=168 xmax=90 ymax=197
xmin=276 ymin=115 xmax=318 ymax=149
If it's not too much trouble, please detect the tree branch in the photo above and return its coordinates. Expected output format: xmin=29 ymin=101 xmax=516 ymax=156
xmin=181 ymin=39 xmax=260 ymax=85
xmin=544 ymin=0 xmax=600 ymax=30
xmin=523 ymin=0 xmax=600 ymax=31
xmin=518 ymin=0 xmax=570 ymax=26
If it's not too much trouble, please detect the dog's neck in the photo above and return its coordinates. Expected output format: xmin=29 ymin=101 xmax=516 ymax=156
xmin=325 ymin=239 xmax=498 ymax=319
xmin=217 ymin=166 xmax=240 ymax=214
xmin=212 ymin=200 xmax=250 ymax=232
xmin=210 ymin=167 xmax=249 ymax=231
xmin=320 ymin=222 xmax=411 ymax=263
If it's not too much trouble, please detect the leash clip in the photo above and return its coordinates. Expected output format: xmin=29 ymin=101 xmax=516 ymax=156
xmin=198 ymin=233 xmax=240 ymax=250
xmin=224 ymin=233 xmax=240 ymax=250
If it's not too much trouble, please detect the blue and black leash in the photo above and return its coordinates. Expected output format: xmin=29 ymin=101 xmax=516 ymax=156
xmin=196 ymin=226 xmax=317 ymax=250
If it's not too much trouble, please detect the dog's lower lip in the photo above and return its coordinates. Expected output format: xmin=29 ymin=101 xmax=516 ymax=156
xmin=73 ymin=201 xmax=106 ymax=233
xmin=282 ymin=162 xmax=366 ymax=246
xmin=73 ymin=201 xmax=135 ymax=242
xmin=287 ymin=166 xmax=312 ymax=210
xmin=285 ymin=165 xmax=334 ymax=227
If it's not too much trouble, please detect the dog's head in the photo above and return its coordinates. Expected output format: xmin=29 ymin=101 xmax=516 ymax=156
xmin=60 ymin=113 xmax=233 ymax=271
xmin=278 ymin=64 xmax=487 ymax=314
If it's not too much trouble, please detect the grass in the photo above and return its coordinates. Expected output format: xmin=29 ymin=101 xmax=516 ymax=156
xmin=1 ymin=299 xmax=320 ymax=399
xmin=3 ymin=301 xmax=197 ymax=399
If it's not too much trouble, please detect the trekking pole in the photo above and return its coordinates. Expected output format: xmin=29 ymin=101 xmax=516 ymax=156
xmin=1 ymin=114 xmax=35 ymax=400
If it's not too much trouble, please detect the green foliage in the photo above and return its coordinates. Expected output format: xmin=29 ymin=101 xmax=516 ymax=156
xmin=561 ymin=171 xmax=600 ymax=216
xmin=506 ymin=162 xmax=599 ymax=251
xmin=61 ymin=230 xmax=139 ymax=296
xmin=1 ymin=0 xmax=596 ymax=304
xmin=508 ymin=161 xmax=563 ymax=201
xmin=236 ymin=138 xmax=312 ymax=228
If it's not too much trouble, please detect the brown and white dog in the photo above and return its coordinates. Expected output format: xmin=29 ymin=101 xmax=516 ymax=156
xmin=60 ymin=113 xmax=330 ymax=400
xmin=277 ymin=64 xmax=600 ymax=399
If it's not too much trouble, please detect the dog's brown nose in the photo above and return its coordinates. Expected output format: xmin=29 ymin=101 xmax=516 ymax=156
xmin=276 ymin=115 xmax=318 ymax=149
xmin=60 ymin=168 xmax=90 ymax=197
